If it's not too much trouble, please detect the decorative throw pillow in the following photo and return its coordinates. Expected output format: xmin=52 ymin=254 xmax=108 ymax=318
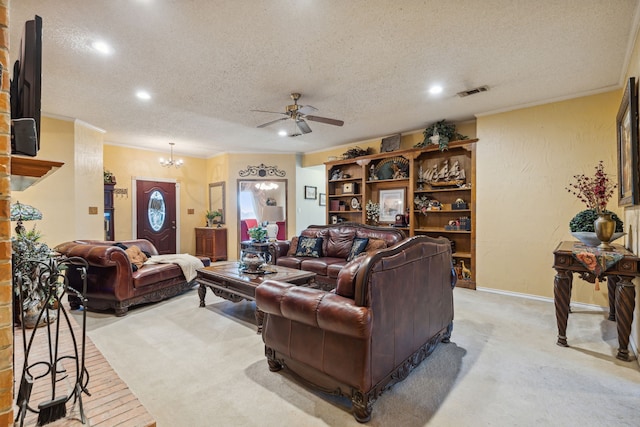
xmin=347 ymin=238 xmax=369 ymax=262
xmin=125 ymin=245 xmax=148 ymax=271
xmin=365 ymin=238 xmax=387 ymax=253
xmin=294 ymin=236 xmax=323 ymax=258
xmin=287 ymin=236 xmax=300 ymax=257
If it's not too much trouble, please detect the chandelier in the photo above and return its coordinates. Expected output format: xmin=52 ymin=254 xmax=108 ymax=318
xmin=159 ymin=143 xmax=184 ymax=168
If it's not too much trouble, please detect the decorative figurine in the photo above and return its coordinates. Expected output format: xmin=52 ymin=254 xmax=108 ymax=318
xmin=460 ymin=260 xmax=472 ymax=280
xmin=369 ymin=164 xmax=377 ymax=181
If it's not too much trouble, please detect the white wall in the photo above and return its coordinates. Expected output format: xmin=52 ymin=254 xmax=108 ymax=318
xmin=295 ymin=164 xmax=326 ymax=234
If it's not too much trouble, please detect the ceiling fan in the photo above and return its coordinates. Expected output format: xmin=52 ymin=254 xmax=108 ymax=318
xmin=252 ymin=93 xmax=344 ymax=137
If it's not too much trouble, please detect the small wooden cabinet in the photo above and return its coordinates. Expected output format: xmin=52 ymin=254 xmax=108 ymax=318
xmin=195 ymin=227 xmax=228 ymax=261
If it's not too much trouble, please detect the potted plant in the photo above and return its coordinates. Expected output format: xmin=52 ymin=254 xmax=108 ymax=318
xmin=12 ymin=225 xmax=57 ymax=328
xmin=566 ymin=161 xmax=623 ymax=246
xmin=104 ymin=169 xmax=116 ymax=184
xmin=247 ymin=226 xmax=267 ymax=243
xmin=205 ymin=210 xmax=222 ymax=227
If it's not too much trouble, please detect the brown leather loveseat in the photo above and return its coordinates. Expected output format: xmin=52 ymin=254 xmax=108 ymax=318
xmin=268 ymin=223 xmax=406 ymax=289
xmin=55 ymin=239 xmax=210 ymax=316
xmin=256 ymin=235 xmax=456 ymax=422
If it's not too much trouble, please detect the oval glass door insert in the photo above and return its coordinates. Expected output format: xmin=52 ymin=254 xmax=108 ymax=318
xmin=148 ymin=190 xmax=166 ymax=231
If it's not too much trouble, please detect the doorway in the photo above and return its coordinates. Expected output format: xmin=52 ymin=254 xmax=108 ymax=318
xmin=134 ymin=179 xmax=179 ymax=254
xmin=237 ymin=179 xmax=287 ymax=248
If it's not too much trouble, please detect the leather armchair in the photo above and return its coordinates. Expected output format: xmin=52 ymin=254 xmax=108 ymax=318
xmin=256 ymin=235 xmax=456 ymax=422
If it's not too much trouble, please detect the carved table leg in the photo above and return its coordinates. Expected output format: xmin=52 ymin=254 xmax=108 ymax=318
xmin=554 ymin=268 xmax=572 ymax=347
xmin=614 ymin=276 xmax=636 ymax=361
xmin=198 ymin=282 xmax=207 ymax=307
xmin=607 ymin=276 xmax=618 ymax=321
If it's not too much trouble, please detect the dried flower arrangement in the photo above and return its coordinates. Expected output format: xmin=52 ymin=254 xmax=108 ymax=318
xmin=365 ymin=200 xmax=380 ymax=223
xmin=566 ymin=161 xmax=617 ymax=213
xmin=343 ymin=146 xmax=373 ymax=159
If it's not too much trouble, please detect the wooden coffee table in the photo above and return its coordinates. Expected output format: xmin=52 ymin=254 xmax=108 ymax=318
xmin=196 ymin=262 xmax=316 ymax=331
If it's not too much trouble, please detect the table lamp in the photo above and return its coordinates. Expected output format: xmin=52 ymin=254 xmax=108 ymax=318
xmin=11 ymin=201 xmax=43 ymax=234
xmin=261 ymin=206 xmax=285 ymax=241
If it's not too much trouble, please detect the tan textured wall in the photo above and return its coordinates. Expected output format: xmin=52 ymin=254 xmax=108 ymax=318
xmin=12 ymin=117 xmax=104 ymax=247
xmin=73 ymin=121 xmax=104 ymax=239
xmin=620 ymin=21 xmax=640 ymax=356
xmin=0 ymin=1 xmax=12 ymax=424
xmin=104 ymin=144 xmax=209 ymax=254
xmin=476 ymin=91 xmax=621 ymax=305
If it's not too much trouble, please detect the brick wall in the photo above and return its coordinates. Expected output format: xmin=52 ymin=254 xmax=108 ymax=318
xmin=0 ymin=1 xmax=12 ymax=426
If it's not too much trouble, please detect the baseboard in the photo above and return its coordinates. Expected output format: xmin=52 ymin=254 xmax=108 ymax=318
xmin=475 ymin=286 xmax=639 ymax=367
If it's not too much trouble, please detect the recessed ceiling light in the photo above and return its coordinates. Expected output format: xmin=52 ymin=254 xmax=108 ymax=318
xmin=278 ymin=130 xmax=287 ymax=137
xmin=136 ymin=90 xmax=151 ymax=100
xmin=91 ymin=41 xmax=112 ymax=55
xmin=429 ymin=85 xmax=443 ymax=95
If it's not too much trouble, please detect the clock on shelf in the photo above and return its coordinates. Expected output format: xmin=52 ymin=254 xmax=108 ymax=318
xmin=342 ymin=182 xmax=357 ymax=194
xmin=351 ymin=197 xmax=360 ymax=210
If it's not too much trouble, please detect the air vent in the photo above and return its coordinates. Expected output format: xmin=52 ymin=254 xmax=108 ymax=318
xmin=457 ymin=85 xmax=489 ymax=98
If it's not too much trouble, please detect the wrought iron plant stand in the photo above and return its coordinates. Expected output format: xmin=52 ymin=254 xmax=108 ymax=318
xmin=14 ymin=256 xmax=91 ymax=426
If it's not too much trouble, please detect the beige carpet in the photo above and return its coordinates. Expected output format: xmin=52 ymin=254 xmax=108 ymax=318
xmin=72 ymin=287 xmax=640 ymax=426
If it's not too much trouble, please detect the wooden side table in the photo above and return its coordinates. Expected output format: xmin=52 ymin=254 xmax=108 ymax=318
xmin=552 ymin=241 xmax=638 ymax=361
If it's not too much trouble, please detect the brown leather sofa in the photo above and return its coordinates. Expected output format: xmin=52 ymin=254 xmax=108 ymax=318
xmin=54 ymin=239 xmax=210 ymax=316
xmin=256 ymin=235 xmax=456 ymax=422
xmin=268 ymin=223 xmax=406 ymax=289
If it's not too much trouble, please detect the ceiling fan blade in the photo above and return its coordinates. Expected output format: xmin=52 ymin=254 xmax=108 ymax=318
xmin=298 ymin=105 xmax=318 ymax=115
xmin=296 ymin=119 xmax=312 ymax=134
xmin=305 ymin=115 xmax=344 ymax=127
xmin=257 ymin=117 xmax=288 ymax=128
xmin=251 ymin=109 xmax=287 ymax=115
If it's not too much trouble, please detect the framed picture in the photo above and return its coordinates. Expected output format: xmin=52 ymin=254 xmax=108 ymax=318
xmin=305 ymin=185 xmax=317 ymax=200
xmin=319 ymin=193 xmax=326 ymax=206
xmin=617 ymin=76 xmax=639 ymax=206
xmin=381 ymin=133 xmax=401 ymax=152
xmin=378 ymin=188 xmax=405 ymax=223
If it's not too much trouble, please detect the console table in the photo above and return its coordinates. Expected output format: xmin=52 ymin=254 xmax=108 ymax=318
xmin=553 ymin=241 xmax=638 ymax=361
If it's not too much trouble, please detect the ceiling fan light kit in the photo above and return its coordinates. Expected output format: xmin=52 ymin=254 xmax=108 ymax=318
xmin=253 ymin=93 xmax=344 ymax=137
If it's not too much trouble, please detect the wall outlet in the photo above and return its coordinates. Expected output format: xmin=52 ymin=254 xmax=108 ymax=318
xmin=188 ymin=209 xmax=195 ymax=214
xmin=88 ymin=206 xmax=98 ymax=214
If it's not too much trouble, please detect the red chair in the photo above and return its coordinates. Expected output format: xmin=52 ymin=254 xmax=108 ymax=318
xmin=240 ymin=219 xmax=258 ymax=241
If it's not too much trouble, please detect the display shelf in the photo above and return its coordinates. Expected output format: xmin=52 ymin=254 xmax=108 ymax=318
xmin=415 ymin=187 xmax=471 ymax=193
xmin=11 ymin=156 xmax=64 ymax=191
xmin=328 ymin=193 xmax=363 ymax=198
xmin=413 ymin=209 xmax=471 ymax=214
xmin=325 ymin=139 xmax=477 ymax=289
xmin=366 ymin=178 xmax=410 ymax=184
xmin=452 ymin=252 xmax=471 ymax=258
xmin=415 ymin=227 xmax=471 ymax=234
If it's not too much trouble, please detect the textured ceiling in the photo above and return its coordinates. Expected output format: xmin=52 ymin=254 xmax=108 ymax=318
xmin=9 ymin=1 xmax=640 ymax=158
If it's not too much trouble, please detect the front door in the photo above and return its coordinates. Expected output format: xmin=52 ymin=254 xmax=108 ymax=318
xmin=136 ymin=180 xmax=177 ymax=254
